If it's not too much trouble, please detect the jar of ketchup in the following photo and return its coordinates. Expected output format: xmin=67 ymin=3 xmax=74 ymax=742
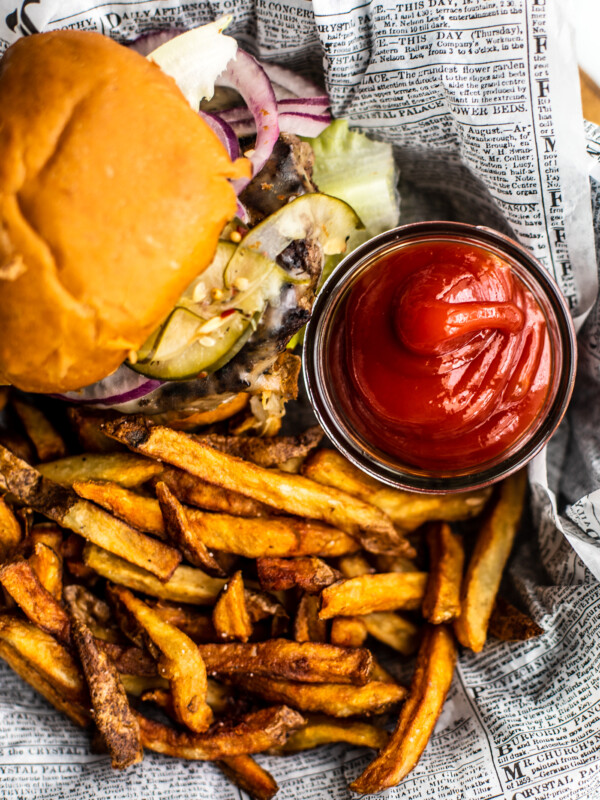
xmin=304 ymin=222 xmax=577 ymax=492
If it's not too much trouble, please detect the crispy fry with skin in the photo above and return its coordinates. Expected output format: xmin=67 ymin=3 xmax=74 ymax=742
xmin=97 ymin=641 xmax=159 ymax=677
xmin=244 ymin=590 xmax=288 ymax=625
xmin=0 ymin=496 xmax=21 ymax=563
xmin=74 ymin=479 xmax=358 ymax=559
xmin=363 ymin=612 xmax=419 ymax=656
xmin=29 ymin=543 xmax=63 ymax=600
xmin=69 ymin=615 xmax=143 ymax=769
xmin=102 ymin=418 xmax=411 ymax=556
xmin=294 ymin=593 xmax=327 ymax=643
xmin=0 ymin=446 xmax=180 ymax=580
xmin=39 ymin=452 xmax=163 ymax=488
xmin=454 ymin=471 xmax=527 ymax=652
xmin=112 ymin=586 xmax=213 ymax=733
xmin=73 ymin=480 xmax=165 ymax=537
xmin=330 ymin=616 xmax=368 ymax=648
xmin=119 ymin=674 xmax=169 ymax=697
xmin=350 ymin=624 xmax=457 ymax=794
xmin=257 ymin=557 xmax=341 ymax=593
xmin=218 ymin=755 xmax=279 ymax=800
xmin=11 ymin=396 xmax=67 ymax=462
xmin=423 ymin=523 xmax=464 ymax=624
xmin=0 ymin=558 xmax=71 ymax=644
xmin=319 ymin=573 xmax=428 ymax=619
xmin=338 ymin=553 xmax=374 ymax=578
xmin=30 ymin=522 xmax=63 ymax=552
xmin=135 ymin=705 xmax=305 ymax=760
xmin=157 ymin=467 xmax=270 ymax=517
xmin=197 ymin=640 xmax=373 ymax=684
xmin=64 ymin=585 xmax=121 ymax=643
xmin=195 ymin=427 xmax=323 ymax=470
xmin=230 ymin=675 xmax=407 ymax=717
xmin=84 ymin=544 xmax=226 ymax=604
xmin=278 ymin=715 xmax=389 ymax=753
xmin=152 ymin=602 xmax=217 ymax=642
xmin=186 ymin=507 xmax=359 ymax=559
xmin=156 ymin=482 xmax=226 ymax=576
xmin=303 ymin=449 xmax=491 ymax=531
xmin=489 ymin=597 xmax=544 ymax=642
xmin=213 ymin=571 xmax=253 ymax=642
xmin=0 ymin=614 xmax=89 ymax=726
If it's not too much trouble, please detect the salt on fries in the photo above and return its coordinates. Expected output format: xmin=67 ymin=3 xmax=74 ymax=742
xmin=0 ymin=408 xmax=539 ymax=797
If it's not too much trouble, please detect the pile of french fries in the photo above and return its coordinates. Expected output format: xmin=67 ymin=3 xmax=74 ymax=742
xmin=0 ymin=391 xmax=543 ymax=799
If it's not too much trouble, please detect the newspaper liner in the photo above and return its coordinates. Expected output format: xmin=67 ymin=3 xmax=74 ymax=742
xmin=2 ymin=0 xmax=600 ymax=797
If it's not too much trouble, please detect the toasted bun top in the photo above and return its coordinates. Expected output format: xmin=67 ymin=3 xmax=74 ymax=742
xmin=0 ymin=30 xmax=248 ymax=393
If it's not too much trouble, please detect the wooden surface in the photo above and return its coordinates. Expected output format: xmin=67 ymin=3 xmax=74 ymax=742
xmin=581 ymin=69 xmax=600 ymax=125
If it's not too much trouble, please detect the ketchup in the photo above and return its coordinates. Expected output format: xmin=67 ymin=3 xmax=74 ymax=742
xmin=330 ymin=240 xmax=551 ymax=470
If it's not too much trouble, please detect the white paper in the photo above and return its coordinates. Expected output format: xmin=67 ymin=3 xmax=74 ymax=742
xmin=2 ymin=0 xmax=600 ymax=798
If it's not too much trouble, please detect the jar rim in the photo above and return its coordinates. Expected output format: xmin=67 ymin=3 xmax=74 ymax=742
xmin=303 ymin=221 xmax=577 ymax=493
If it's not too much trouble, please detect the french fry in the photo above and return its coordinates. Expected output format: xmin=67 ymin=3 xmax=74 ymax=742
xmin=338 ymin=553 xmax=374 ymax=578
xmin=98 ymin=642 xmax=158 ymax=677
xmin=83 ymin=544 xmax=226 ymax=604
xmin=69 ymin=615 xmax=143 ymax=769
xmin=257 ymin=557 xmax=341 ymax=593
xmin=0 ymin=614 xmax=89 ymax=727
xmin=156 ymin=482 xmax=226 ymax=576
xmin=350 ymin=624 xmax=457 ymax=794
xmin=157 ymin=466 xmax=270 ymax=517
xmin=0 ymin=496 xmax=21 ymax=563
xmin=319 ymin=573 xmax=428 ymax=619
xmin=29 ymin=522 xmax=63 ymax=553
xmin=28 ymin=543 xmax=63 ymax=600
xmin=0 ymin=445 xmax=181 ymax=580
xmin=454 ymin=471 xmax=527 ymax=652
xmin=0 ymin=429 xmax=35 ymax=464
xmin=489 ymin=597 xmax=544 ymax=641
xmin=39 ymin=452 xmax=163 ymax=488
xmin=140 ymin=679 xmax=236 ymax=716
xmin=373 ymin=554 xmax=419 ymax=573
xmin=186 ymin=507 xmax=359 ymax=559
xmin=219 ymin=755 xmax=278 ymax=800
xmin=213 ymin=571 xmax=253 ymax=642
xmin=422 ymin=523 xmax=464 ymax=624
xmin=363 ymin=612 xmax=419 ymax=656
xmin=112 ymin=586 xmax=213 ymax=733
xmin=11 ymin=396 xmax=67 ymax=462
xmin=195 ymin=427 xmax=323 ymax=470
xmin=119 ymin=674 xmax=169 ymax=697
xmin=136 ymin=705 xmax=305 ymax=759
xmin=230 ymin=675 xmax=407 ymax=717
xmin=0 ymin=558 xmax=71 ymax=644
xmin=64 ymin=584 xmax=121 ymax=643
xmin=196 ymin=640 xmax=373 ymax=684
xmin=151 ymin=602 xmax=217 ymax=642
xmin=330 ymin=616 xmax=368 ymax=648
xmin=294 ymin=593 xmax=327 ymax=643
xmin=278 ymin=715 xmax=389 ymax=753
xmin=303 ymin=449 xmax=491 ymax=530
xmin=102 ymin=418 xmax=412 ymax=556
xmin=73 ymin=480 xmax=165 ymax=537
xmin=244 ymin=590 xmax=288 ymax=625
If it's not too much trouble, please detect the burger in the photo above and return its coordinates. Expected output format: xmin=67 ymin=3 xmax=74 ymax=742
xmin=0 ymin=24 xmax=361 ymax=431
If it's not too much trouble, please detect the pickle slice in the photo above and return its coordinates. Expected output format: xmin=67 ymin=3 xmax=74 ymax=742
xmin=239 ymin=193 xmax=363 ymax=266
xmin=130 ymin=246 xmax=288 ymax=380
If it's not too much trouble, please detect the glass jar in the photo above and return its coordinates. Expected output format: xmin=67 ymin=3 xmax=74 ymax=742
xmin=303 ymin=221 xmax=577 ymax=493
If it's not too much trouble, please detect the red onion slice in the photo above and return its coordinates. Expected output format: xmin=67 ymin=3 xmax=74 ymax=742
xmin=198 ymin=110 xmax=240 ymax=161
xmin=217 ymin=50 xmax=279 ymax=194
xmin=227 ymin=111 xmax=331 ymax=139
xmin=259 ymin=62 xmax=324 ymax=98
xmin=220 ymin=96 xmax=330 ymax=125
xmin=54 ymin=365 xmax=162 ymax=406
xmin=129 ymin=30 xmax=182 ymax=56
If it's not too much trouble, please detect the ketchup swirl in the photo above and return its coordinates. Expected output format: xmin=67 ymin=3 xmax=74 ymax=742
xmin=330 ymin=240 xmax=551 ymax=470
